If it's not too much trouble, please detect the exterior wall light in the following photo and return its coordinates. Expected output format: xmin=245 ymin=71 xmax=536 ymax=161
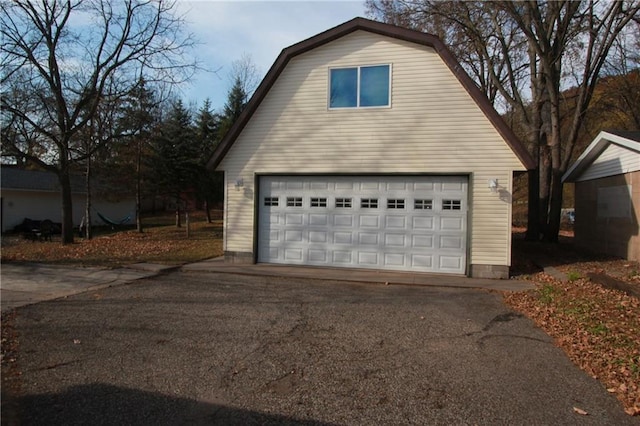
xmin=235 ymin=178 xmax=244 ymax=188
xmin=488 ymin=179 xmax=498 ymax=193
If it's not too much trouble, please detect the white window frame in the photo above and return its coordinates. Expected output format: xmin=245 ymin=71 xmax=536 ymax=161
xmin=328 ymin=64 xmax=392 ymax=110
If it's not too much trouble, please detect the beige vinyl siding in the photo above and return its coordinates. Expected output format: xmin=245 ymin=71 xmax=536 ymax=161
xmin=577 ymin=143 xmax=640 ymax=182
xmin=219 ymin=31 xmax=526 ymax=266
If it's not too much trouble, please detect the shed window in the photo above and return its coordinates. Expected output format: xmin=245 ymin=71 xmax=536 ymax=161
xmin=287 ymin=197 xmax=303 ymax=207
xmin=329 ymin=65 xmax=390 ymax=108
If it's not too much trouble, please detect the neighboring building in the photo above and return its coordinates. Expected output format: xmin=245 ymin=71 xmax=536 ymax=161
xmin=208 ymin=18 xmax=535 ymax=278
xmin=1 ymin=167 xmax=135 ymax=233
xmin=562 ymin=130 xmax=640 ymax=262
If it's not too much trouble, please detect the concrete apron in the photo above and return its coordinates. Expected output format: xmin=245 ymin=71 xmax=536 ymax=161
xmin=181 ymin=257 xmax=535 ymax=292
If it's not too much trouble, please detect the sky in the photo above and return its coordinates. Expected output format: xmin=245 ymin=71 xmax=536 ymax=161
xmin=175 ymin=1 xmax=367 ymax=112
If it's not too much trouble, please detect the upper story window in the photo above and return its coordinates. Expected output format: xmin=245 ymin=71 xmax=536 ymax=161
xmin=329 ymin=65 xmax=391 ymax=109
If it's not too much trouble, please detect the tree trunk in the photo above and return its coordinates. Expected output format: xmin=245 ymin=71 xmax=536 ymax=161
xmin=546 ymin=142 xmax=564 ymax=242
xmin=59 ymin=169 xmax=75 ymax=244
xmin=175 ymin=196 xmax=181 ymax=228
xmin=539 ymin=144 xmax=551 ymax=237
xmin=136 ymin=140 xmax=144 ymax=233
xmin=525 ymin=168 xmax=540 ymax=240
xmin=204 ymin=199 xmax=212 ymax=223
xmin=84 ymin=155 xmax=92 ymax=240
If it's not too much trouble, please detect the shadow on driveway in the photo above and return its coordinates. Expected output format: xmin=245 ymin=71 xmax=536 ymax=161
xmin=13 ymin=383 xmax=333 ymax=426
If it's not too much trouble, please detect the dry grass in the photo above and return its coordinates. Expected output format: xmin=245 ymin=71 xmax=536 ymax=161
xmin=1 ymin=213 xmax=223 ymax=267
xmin=508 ymin=229 xmax=640 ymax=416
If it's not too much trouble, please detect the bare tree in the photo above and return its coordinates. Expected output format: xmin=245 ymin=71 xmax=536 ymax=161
xmin=367 ymin=0 xmax=640 ymax=242
xmin=229 ymin=53 xmax=261 ymax=100
xmin=1 ymin=0 xmax=197 ymax=243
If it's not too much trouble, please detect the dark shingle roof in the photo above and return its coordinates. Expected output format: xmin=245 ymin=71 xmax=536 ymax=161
xmin=1 ymin=167 xmax=86 ymax=193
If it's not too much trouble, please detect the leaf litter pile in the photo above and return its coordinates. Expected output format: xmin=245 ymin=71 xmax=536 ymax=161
xmin=507 ymin=230 xmax=640 ymax=416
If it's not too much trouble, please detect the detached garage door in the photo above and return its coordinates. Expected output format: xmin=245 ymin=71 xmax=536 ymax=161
xmin=258 ymin=176 xmax=468 ymax=274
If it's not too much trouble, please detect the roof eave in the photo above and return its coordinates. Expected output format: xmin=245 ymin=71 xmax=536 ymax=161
xmin=562 ymin=130 xmax=640 ymax=182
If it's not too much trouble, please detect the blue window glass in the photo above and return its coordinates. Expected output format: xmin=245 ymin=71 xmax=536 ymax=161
xmin=329 ymin=65 xmax=390 ymax=109
xmin=360 ymin=65 xmax=390 ymax=107
xmin=330 ymin=68 xmax=357 ymax=108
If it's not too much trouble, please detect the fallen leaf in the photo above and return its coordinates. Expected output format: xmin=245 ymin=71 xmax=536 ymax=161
xmin=573 ymin=407 xmax=588 ymax=415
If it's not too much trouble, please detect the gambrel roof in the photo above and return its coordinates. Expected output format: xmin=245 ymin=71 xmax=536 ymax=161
xmin=207 ymin=17 xmax=535 ymax=170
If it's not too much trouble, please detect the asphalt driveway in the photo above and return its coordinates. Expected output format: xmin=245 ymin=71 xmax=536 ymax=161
xmin=3 ymin=271 xmax=636 ymax=425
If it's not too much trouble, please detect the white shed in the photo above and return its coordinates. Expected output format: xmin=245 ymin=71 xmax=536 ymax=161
xmin=1 ymin=167 xmax=135 ymax=233
xmin=208 ymin=18 xmax=534 ymax=278
xmin=562 ymin=130 xmax=640 ymax=261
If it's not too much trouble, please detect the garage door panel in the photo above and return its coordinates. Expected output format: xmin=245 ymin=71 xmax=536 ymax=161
xmin=284 ymin=248 xmax=303 ymax=261
xmin=309 ymin=214 xmax=328 ymax=226
xmin=359 ymin=215 xmax=379 ymax=228
xmin=358 ymin=252 xmax=378 ymax=265
xmin=285 ymin=214 xmax=304 ymax=225
xmin=334 ymin=232 xmax=353 ymax=244
xmin=440 ymin=235 xmax=463 ymax=249
xmin=333 ymin=251 xmax=352 ymax=263
xmin=285 ymin=230 xmax=303 ymax=242
xmin=412 ymin=235 xmax=434 ymax=248
xmin=359 ymin=233 xmax=378 ymax=245
xmin=442 ymin=181 xmax=464 ymax=191
xmin=439 ymin=255 xmax=463 ymax=270
xmin=413 ymin=216 xmax=435 ymax=230
xmin=334 ymin=215 xmax=353 ymax=227
xmin=361 ymin=181 xmax=381 ymax=190
xmin=385 ymin=216 xmax=406 ymax=228
xmin=440 ymin=216 xmax=464 ymax=231
xmin=385 ymin=233 xmax=406 ymax=247
xmin=309 ymin=249 xmax=328 ymax=262
xmin=310 ymin=181 xmax=328 ymax=190
xmin=387 ymin=181 xmax=407 ymax=190
xmin=258 ymin=176 xmax=467 ymax=274
xmin=309 ymin=231 xmax=327 ymax=243
xmin=385 ymin=253 xmax=406 ymax=266
xmin=286 ymin=181 xmax=303 ymax=190
xmin=411 ymin=254 xmax=433 ymax=268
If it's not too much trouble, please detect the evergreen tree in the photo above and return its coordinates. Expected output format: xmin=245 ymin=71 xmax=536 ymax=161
xmin=150 ymin=100 xmax=199 ymax=227
xmin=219 ymin=76 xmax=249 ymax=139
xmin=117 ymin=79 xmax=160 ymax=232
xmin=194 ymin=99 xmax=223 ymax=222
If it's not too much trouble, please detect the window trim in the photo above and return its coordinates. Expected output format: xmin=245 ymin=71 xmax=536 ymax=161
xmin=328 ymin=64 xmax=392 ymax=110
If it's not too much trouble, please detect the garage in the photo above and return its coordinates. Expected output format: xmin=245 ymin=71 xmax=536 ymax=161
xmin=208 ymin=19 xmax=536 ymax=278
xmin=258 ymin=176 xmax=468 ymax=274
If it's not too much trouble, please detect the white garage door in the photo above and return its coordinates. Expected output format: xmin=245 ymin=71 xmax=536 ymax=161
xmin=258 ymin=176 xmax=467 ymax=274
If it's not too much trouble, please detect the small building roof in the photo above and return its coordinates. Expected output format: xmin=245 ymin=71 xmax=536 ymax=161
xmin=1 ymin=167 xmax=86 ymax=193
xmin=562 ymin=130 xmax=640 ymax=182
xmin=207 ymin=17 xmax=535 ymax=171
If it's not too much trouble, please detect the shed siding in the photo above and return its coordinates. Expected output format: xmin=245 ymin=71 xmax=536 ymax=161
xmin=574 ymin=171 xmax=640 ymax=262
xmin=1 ymin=189 xmax=134 ymax=232
xmin=219 ymin=31 xmax=525 ymax=268
xmin=577 ymin=143 xmax=640 ymax=182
